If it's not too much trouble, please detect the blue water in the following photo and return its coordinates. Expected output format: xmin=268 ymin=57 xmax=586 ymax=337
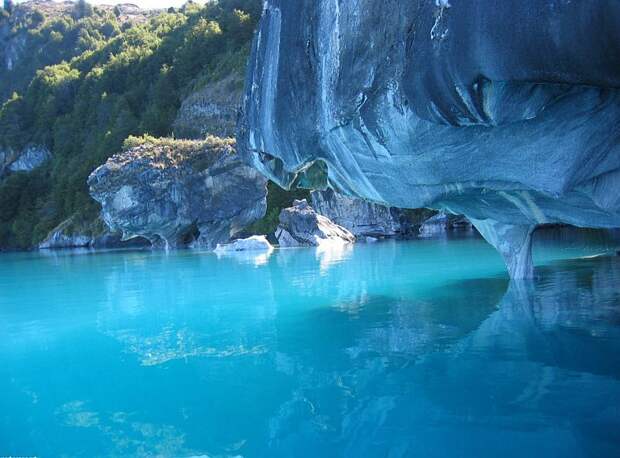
xmin=1 ymin=231 xmax=620 ymax=457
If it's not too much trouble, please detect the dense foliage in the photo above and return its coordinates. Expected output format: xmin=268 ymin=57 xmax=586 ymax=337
xmin=0 ymin=0 xmax=261 ymax=249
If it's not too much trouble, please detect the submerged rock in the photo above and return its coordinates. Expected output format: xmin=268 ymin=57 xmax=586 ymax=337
xmin=276 ymin=199 xmax=355 ymax=247
xmin=239 ymin=0 xmax=620 ymax=278
xmin=214 ymin=235 xmax=274 ymax=253
xmin=310 ymin=189 xmax=408 ymax=238
xmin=88 ymin=137 xmax=268 ymax=249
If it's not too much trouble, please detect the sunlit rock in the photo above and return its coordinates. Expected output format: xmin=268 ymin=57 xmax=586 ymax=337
xmin=276 ymin=199 xmax=355 ymax=247
xmin=38 ymin=218 xmax=92 ymax=250
xmin=89 ymin=137 xmax=267 ymax=249
xmin=238 ymin=0 xmax=620 ymax=278
xmin=214 ymin=235 xmax=274 ymax=253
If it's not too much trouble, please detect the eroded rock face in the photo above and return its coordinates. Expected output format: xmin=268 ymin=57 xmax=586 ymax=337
xmin=38 ymin=216 xmax=150 ymax=250
xmin=38 ymin=218 xmax=92 ymax=249
xmin=0 ymin=144 xmax=51 ymax=176
xmin=310 ymin=189 xmax=408 ymax=238
xmin=276 ymin=199 xmax=355 ymax=247
xmin=88 ymin=138 xmax=268 ymax=248
xmin=238 ymin=0 xmax=620 ymax=277
xmin=418 ymin=212 xmax=472 ymax=237
xmin=8 ymin=145 xmax=52 ymax=172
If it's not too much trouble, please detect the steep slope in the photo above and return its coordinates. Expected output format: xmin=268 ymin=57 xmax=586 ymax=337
xmin=238 ymin=0 xmax=620 ymax=278
xmin=0 ymin=1 xmax=155 ymax=102
xmin=0 ymin=0 xmax=261 ymax=249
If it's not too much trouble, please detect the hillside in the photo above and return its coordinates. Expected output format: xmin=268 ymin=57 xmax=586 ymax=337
xmin=1 ymin=1 xmax=157 ymax=102
xmin=0 ymin=0 xmax=262 ymax=249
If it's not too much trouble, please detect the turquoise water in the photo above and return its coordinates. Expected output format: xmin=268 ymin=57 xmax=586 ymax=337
xmin=1 ymin=231 xmax=620 ymax=457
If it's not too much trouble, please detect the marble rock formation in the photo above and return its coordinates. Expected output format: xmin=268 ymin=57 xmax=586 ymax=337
xmin=88 ymin=138 xmax=268 ymax=249
xmin=310 ymin=189 xmax=410 ymax=238
xmin=238 ymin=0 xmax=620 ymax=278
xmin=418 ymin=212 xmax=472 ymax=237
xmin=276 ymin=199 xmax=356 ymax=247
xmin=214 ymin=235 xmax=274 ymax=253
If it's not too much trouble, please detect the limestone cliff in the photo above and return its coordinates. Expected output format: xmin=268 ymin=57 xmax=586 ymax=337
xmin=238 ymin=0 xmax=620 ymax=278
xmin=88 ymin=137 xmax=268 ymax=248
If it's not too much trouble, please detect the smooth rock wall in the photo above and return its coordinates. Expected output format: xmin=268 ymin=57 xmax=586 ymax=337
xmin=239 ymin=0 xmax=620 ymax=277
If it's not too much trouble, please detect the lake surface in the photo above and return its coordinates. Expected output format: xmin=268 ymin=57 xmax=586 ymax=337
xmin=1 ymin=230 xmax=620 ymax=457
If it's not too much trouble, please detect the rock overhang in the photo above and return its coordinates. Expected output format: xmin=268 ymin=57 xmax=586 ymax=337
xmin=238 ymin=0 xmax=620 ymax=278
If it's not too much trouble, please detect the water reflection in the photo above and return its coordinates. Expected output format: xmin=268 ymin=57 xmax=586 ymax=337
xmin=214 ymin=247 xmax=274 ymax=266
xmin=0 ymin=237 xmax=619 ymax=457
xmin=262 ymin=257 xmax=620 ymax=457
xmin=315 ymin=242 xmax=354 ymax=274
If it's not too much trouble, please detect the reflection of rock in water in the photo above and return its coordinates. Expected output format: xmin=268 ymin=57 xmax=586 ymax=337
xmin=265 ymin=256 xmax=620 ymax=456
xmin=533 ymin=226 xmax=620 ymax=261
xmin=263 ymin=264 xmax=505 ymax=453
xmin=407 ymin=258 xmax=620 ymax=455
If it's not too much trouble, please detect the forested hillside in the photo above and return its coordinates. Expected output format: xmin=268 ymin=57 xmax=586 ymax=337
xmin=0 ymin=0 xmax=262 ymax=249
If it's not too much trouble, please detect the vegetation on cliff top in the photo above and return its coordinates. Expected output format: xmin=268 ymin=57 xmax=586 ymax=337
xmin=117 ymin=134 xmax=235 ymax=173
xmin=0 ymin=0 xmax=261 ymax=249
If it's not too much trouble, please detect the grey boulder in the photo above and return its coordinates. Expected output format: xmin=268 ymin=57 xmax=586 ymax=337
xmin=276 ymin=199 xmax=356 ymax=247
xmin=214 ymin=235 xmax=274 ymax=253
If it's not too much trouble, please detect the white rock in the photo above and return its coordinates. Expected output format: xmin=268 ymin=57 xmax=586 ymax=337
xmin=214 ymin=235 xmax=274 ymax=253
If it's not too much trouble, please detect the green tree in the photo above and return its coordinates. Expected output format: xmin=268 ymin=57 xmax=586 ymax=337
xmin=0 ymin=93 xmax=26 ymax=148
xmin=72 ymin=0 xmax=93 ymax=20
xmin=0 ymin=0 xmax=265 ymax=249
xmin=30 ymin=9 xmax=45 ymax=26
